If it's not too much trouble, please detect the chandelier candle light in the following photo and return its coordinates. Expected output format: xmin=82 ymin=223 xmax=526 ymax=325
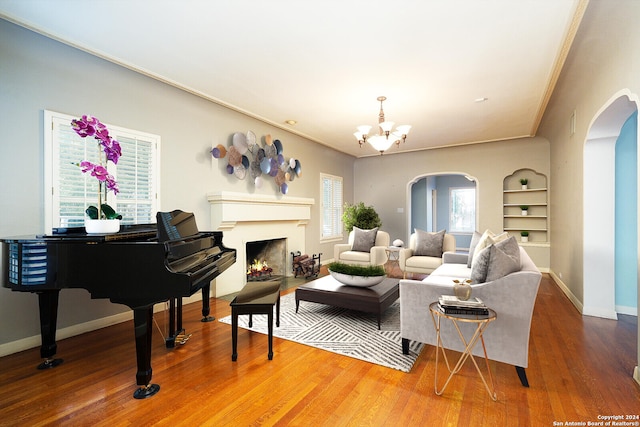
xmin=354 ymin=96 xmax=411 ymax=154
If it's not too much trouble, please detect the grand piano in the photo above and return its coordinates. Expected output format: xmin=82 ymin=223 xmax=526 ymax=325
xmin=0 ymin=210 xmax=236 ymax=399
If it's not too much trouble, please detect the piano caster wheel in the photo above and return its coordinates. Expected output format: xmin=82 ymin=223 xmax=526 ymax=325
xmin=37 ymin=358 xmax=63 ymax=370
xmin=201 ymin=316 xmax=215 ymax=323
xmin=133 ymin=383 xmax=160 ymax=399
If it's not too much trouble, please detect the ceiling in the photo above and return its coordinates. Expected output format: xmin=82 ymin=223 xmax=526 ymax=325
xmin=0 ymin=0 xmax=586 ymax=158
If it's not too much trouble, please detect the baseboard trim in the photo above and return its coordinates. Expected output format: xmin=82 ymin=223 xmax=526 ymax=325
xmin=0 ymin=293 xmax=202 ymax=358
xmin=548 ymin=270 xmax=584 ymax=314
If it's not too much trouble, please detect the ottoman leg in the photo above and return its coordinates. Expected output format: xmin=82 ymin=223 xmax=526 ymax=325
xmin=231 ymin=309 xmax=238 ymax=361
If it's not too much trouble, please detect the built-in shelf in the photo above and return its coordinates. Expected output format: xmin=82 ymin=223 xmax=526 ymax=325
xmin=503 ymin=188 xmax=548 ymax=193
xmin=503 ymin=215 xmax=547 ymax=218
xmin=504 ymin=227 xmax=547 ymax=232
xmin=503 ymin=170 xmax=548 ymax=243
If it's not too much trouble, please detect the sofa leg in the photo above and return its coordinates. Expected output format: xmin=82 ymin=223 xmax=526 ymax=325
xmin=516 ymin=366 xmax=529 ymax=387
xmin=402 ymin=338 xmax=410 ymax=355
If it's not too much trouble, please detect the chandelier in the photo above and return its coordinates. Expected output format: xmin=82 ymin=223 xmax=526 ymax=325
xmin=353 ymin=96 xmax=411 ymax=154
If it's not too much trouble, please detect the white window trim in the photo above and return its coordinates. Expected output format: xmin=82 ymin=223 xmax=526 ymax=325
xmin=44 ymin=110 xmax=161 ymax=233
xmin=320 ymin=173 xmax=343 ymax=242
xmin=449 ymin=186 xmax=476 ymax=234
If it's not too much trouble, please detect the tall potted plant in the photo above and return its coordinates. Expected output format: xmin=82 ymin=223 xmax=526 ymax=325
xmin=342 ymin=202 xmax=382 ymax=232
xmin=71 ymin=115 xmax=123 ymax=233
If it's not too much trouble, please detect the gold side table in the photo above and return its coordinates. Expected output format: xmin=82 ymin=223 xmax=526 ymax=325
xmin=385 ymin=246 xmax=401 ymax=269
xmin=429 ymin=301 xmax=497 ymax=401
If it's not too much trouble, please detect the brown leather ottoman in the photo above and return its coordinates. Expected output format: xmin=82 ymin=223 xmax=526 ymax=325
xmin=295 ymin=275 xmax=400 ymax=329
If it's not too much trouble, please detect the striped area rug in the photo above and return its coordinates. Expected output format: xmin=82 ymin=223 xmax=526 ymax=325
xmin=218 ymin=292 xmax=424 ymax=372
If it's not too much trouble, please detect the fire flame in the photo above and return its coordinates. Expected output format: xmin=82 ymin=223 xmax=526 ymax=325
xmin=247 ymin=259 xmax=270 ymax=275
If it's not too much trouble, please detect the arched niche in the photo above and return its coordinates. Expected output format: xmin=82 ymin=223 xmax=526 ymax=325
xmin=502 ymin=169 xmax=548 ymax=243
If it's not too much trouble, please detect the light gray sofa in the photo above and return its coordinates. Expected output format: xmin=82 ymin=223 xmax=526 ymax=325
xmin=399 ymin=246 xmax=542 ymax=386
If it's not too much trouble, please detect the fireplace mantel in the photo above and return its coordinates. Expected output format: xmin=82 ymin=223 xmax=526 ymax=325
xmin=207 ymin=191 xmax=314 ymax=230
xmin=207 ymin=191 xmax=315 ymax=296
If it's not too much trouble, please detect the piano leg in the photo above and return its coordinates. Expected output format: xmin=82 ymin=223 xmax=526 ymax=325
xmin=133 ymin=306 xmax=160 ymax=399
xmin=37 ymin=290 xmax=63 ymax=370
xmin=201 ymin=284 xmax=214 ymax=322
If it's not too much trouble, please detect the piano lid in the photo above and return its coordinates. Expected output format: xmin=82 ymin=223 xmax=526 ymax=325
xmin=156 ymin=210 xmax=200 ymax=242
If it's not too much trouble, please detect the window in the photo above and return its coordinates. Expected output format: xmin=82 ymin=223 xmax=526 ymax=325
xmin=321 ymin=173 xmax=343 ymax=240
xmin=449 ymin=187 xmax=475 ymax=233
xmin=44 ymin=110 xmax=161 ymax=233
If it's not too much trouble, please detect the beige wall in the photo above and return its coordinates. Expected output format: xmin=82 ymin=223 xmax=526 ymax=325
xmin=538 ymin=0 xmax=640 ymax=303
xmin=0 ymin=20 xmax=355 ymax=354
xmin=353 ymin=137 xmax=551 ymax=268
xmin=537 ymin=0 xmax=640 ymax=383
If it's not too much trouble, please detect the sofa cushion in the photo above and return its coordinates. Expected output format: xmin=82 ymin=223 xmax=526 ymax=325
xmin=414 ymin=229 xmax=445 ymax=257
xmin=429 ymin=262 xmax=471 ymax=279
xmin=338 ymin=250 xmax=373 ymax=263
xmin=351 ymin=227 xmax=378 ymax=252
xmin=405 ymin=254 xmax=444 ymax=270
xmin=486 ymin=236 xmax=521 ymax=281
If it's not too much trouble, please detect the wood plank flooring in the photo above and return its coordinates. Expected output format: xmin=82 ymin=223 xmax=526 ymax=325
xmin=0 ymin=274 xmax=638 ymax=426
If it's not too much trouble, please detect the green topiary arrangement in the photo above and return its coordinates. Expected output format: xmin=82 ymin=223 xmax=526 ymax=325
xmin=342 ymin=202 xmax=382 ymax=232
xmin=327 ymin=262 xmax=385 ymax=277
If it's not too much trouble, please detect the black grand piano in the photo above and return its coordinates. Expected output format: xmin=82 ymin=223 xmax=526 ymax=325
xmin=0 ymin=210 xmax=236 ymax=399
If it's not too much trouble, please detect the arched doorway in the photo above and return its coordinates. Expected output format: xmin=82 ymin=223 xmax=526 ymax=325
xmin=583 ymin=90 xmax=639 ymax=319
xmin=406 ymin=172 xmax=478 ymax=250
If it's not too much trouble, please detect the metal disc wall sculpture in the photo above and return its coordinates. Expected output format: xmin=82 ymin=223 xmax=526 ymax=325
xmin=211 ymin=131 xmax=302 ymax=194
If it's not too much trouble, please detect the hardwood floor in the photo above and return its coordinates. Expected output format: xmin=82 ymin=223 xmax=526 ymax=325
xmin=0 ymin=274 xmax=638 ymax=426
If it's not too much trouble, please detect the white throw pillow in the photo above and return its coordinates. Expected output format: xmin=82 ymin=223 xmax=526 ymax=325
xmin=471 ymin=229 xmax=508 ymax=265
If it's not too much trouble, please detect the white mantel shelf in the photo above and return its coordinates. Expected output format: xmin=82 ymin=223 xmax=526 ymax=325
xmin=207 ymin=191 xmax=315 ymax=230
xmin=207 ymin=191 xmax=315 ymax=296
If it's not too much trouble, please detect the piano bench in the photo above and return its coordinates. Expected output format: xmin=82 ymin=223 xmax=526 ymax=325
xmin=230 ymin=281 xmax=281 ymax=361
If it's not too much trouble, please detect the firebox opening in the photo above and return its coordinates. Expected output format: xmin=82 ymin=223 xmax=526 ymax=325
xmin=245 ymin=238 xmax=286 ymax=282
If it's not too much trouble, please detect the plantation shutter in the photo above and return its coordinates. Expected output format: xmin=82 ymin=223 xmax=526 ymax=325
xmin=46 ymin=111 xmax=160 ymax=232
xmin=321 ymin=173 xmax=343 ymax=239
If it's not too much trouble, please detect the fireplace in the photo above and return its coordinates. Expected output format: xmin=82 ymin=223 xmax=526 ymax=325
xmin=246 ymin=238 xmax=286 ymax=281
xmin=208 ymin=191 xmax=315 ymax=296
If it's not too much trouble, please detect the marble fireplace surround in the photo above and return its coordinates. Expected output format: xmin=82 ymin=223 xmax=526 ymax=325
xmin=207 ymin=191 xmax=315 ymax=296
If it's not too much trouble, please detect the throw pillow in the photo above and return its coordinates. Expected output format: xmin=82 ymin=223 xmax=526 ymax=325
xmin=414 ymin=229 xmax=445 ymax=257
xmin=351 ymin=227 xmax=378 ymax=252
xmin=486 ymin=236 xmax=521 ymax=281
xmin=471 ymin=229 xmax=508 ymax=265
xmin=470 ymin=245 xmax=491 ymax=284
xmin=467 ymin=230 xmax=482 ymax=268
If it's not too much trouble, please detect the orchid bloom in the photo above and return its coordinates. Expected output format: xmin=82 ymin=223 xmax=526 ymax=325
xmin=79 ymin=161 xmax=119 ymax=194
xmin=72 ymin=113 xmax=122 ymax=220
xmin=71 ymin=115 xmax=121 ymax=165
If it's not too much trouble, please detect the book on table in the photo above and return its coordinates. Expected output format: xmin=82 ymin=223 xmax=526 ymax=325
xmin=437 ymin=295 xmax=489 ymax=315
